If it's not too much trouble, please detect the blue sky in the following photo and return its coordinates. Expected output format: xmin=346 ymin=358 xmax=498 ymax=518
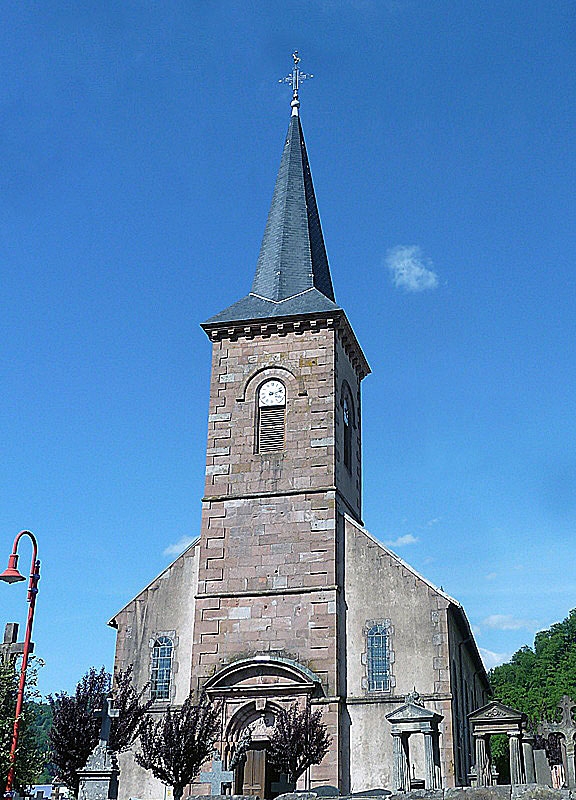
xmin=1 ymin=1 xmax=575 ymax=696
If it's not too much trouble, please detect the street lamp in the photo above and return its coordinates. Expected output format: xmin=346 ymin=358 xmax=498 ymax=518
xmin=0 ymin=531 xmax=40 ymax=798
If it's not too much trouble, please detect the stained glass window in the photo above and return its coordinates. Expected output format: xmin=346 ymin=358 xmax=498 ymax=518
xmin=151 ymin=636 xmax=173 ymax=701
xmin=367 ymin=623 xmax=390 ymax=691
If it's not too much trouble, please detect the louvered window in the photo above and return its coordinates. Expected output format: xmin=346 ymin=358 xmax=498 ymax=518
xmin=257 ymin=380 xmax=286 ymax=453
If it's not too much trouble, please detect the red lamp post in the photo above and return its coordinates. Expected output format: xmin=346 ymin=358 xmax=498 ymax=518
xmin=0 ymin=531 xmax=40 ymax=798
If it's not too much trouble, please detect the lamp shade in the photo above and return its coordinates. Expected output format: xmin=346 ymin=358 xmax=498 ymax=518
xmin=0 ymin=553 xmax=25 ymax=583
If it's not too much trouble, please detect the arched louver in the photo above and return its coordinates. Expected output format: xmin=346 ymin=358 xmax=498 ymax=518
xmin=257 ymin=379 xmax=286 ymax=453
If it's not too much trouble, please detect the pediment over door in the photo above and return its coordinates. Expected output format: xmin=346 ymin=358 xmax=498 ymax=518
xmin=203 ymin=655 xmax=323 ymax=698
xmin=468 ymin=700 xmax=524 ymax=724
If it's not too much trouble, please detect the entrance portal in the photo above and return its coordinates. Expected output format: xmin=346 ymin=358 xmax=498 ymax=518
xmin=235 ymin=745 xmax=281 ymax=799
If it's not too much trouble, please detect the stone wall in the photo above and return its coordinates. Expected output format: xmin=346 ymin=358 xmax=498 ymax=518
xmin=183 ymin=788 xmax=576 ymax=800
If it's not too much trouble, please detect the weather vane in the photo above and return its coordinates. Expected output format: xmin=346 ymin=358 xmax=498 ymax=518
xmin=279 ymin=51 xmax=313 ymax=115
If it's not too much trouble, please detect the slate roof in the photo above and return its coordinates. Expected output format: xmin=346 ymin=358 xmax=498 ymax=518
xmin=203 ymin=113 xmax=341 ymax=327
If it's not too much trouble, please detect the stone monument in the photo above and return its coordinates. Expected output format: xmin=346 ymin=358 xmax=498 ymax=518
xmin=77 ymin=694 xmax=120 ymax=800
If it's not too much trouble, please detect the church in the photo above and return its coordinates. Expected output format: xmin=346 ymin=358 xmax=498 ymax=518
xmin=110 ymin=58 xmax=490 ymax=799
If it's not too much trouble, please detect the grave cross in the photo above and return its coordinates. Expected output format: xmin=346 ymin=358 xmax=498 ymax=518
xmin=558 ymin=695 xmax=576 ymax=727
xmin=200 ymin=751 xmax=234 ymax=796
xmin=94 ymin=693 xmax=120 ymax=748
xmin=1 ymin=623 xmax=32 ymax=667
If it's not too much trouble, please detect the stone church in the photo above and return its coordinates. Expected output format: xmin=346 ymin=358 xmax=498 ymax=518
xmin=110 ymin=69 xmax=490 ymax=799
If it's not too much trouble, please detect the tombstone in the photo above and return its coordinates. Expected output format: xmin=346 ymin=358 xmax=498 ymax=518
xmin=468 ymin=700 xmax=529 ymax=786
xmin=270 ymin=774 xmax=296 ymax=796
xmin=538 ymin=695 xmax=576 ymax=789
xmin=386 ymin=690 xmax=443 ymax=792
xmin=77 ymin=694 xmax=120 ymax=800
xmin=199 ymin=751 xmax=234 ymax=796
xmin=534 ymin=748 xmax=552 ymax=786
xmin=1 ymin=622 xmax=32 ymax=667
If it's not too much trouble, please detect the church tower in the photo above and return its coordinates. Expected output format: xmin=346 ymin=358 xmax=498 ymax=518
xmin=192 ymin=58 xmax=369 ymax=791
xmin=111 ymin=55 xmax=490 ymax=800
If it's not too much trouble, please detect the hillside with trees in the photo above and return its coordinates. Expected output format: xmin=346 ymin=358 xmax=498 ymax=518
xmin=489 ymin=607 xmax=576 ymax=723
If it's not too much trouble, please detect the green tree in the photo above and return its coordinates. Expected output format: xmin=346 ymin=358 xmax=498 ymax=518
xmin=1 ymin=658 xmax=46 ymax=792
xmin=488 ymin=608 xmax=576 ymax=780
xmin=489 ymin=608 xmax=576 ymax=722
xmin=135 ymin=694 xmax=220 ymax=800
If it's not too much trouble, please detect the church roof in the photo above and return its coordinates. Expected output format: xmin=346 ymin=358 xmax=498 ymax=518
xmin=203 ymin=111 xmax=341 ymax=327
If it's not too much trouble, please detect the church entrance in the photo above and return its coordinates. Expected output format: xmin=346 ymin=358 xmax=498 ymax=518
xmin=234 ymin=744 xmax=281 ymax=799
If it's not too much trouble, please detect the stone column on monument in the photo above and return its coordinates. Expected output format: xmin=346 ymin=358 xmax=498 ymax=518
xmin=565 ymin=739 xmax=576 ymax=789
xmin=433 ymin=732 xmax=442 ymax=789
xmin=522 ymin=736 xmax=536 ymax=783
xmin=423 ymin=731 xmax=437 ymax=789
xmin=474 ymin=734 xmax=491 ymax=787
xmin=392 ymin=732 xmax=410 ymax=792
xmin=508 ymin=732 xmax=524 ymax=784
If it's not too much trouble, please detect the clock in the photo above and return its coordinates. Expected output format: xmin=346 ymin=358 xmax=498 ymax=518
xmin=259 ymin=380 xmax=286 ymax=407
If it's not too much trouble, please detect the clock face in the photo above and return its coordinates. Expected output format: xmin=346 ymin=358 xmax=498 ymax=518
xmin=259 ymin=379 xmax=286 ymax=407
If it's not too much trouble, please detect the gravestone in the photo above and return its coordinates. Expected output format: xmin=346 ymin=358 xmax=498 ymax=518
xmin=77 ymin=694 xmax=120 ymax=800
xmin=270 ymin=774 xmax=295 ymax=795
xmin=1 ymin=623 xmax=32 ymax=666
xmin=199 ymin=752 xmax=234 ymax=796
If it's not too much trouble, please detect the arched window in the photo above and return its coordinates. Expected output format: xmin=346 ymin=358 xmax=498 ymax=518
xmin=256 ymin=379 xmax=286 ymax=453
xmin=343 ymin=396 xmax=352 ymax=471
xmin=367 ymin=623 xmax=391 ymax=691
xmin=341 ymin=385 xmax=354 ymax=472
xmin=150 ymin=636 xmax=173 ymax=701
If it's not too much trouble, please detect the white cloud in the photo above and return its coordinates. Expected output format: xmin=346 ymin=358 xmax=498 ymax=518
xmin=385 ymin=245 xmax=438 ymax=292
xmin=385 ymin=533 xmax=419 ymax=547
xmin=481 ymin=614 xmax=536 ymax=631
xmin=479 ymin=647 xmax=513 ymax=670
xmin=485 ymin=572 xmax=498 ymax=581
xmin=163 ymin=535 xmax=196 ymax=557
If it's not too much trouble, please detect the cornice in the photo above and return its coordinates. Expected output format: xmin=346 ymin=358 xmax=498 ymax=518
xmin=202 ymin=310 xmax=370 ymax=380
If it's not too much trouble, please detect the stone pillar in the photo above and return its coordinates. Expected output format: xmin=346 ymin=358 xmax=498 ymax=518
xmin=474 ymin=734 xmax=491 ymax=787
xmin=433 ymin=732 xmax=442 ymax=789
xmin=509 ymin=732 xmax=524 ymax=784
xmin=424 ymin=732 xmax=436 ymax=790
xmin=565 ymin=739 xmax=576 ymax=789
xmin=522 ymin=736 xmax=536 ymax=784
xmin=392 ymin=732 xmax=410 ymax=792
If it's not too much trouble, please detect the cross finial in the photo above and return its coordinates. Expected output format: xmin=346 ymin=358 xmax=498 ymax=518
xmin=279 ymin=51 xmax=313 ymax=116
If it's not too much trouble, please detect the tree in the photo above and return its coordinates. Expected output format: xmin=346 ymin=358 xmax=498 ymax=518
xmin=488 ymin=608 xmax=576 ymax=779
xmin=1 ymin=658 xmax=46 ymax=792
xmin=109 ymin=665 xmax=154 ymax=753
xmin=49 ymin=666 xmax=152 ymax=795
xmin=489 ymin=608 xmax=576 ymax=721
xmin=135 ymin=694 xmax=220 ymax=800
xmin=267 ymin=702 xmax=331 ymax=786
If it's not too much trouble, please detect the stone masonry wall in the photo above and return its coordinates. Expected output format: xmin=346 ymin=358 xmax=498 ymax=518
xmin=191 ymin=325 xmax=340 ymax=693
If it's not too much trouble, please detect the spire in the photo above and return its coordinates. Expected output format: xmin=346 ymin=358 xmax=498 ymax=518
xmin=203 ymin=54 xmax=340 ymax=328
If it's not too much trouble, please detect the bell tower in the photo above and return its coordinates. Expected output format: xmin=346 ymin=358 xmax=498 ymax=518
xmin=191 ymin=56 xmax=370 ymax=790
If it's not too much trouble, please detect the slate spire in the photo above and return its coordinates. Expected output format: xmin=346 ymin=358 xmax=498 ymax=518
xmin=250 ymin=113 xmax=335 ymax=304
xmin=203 ymin=87 xmax=340 ymax=327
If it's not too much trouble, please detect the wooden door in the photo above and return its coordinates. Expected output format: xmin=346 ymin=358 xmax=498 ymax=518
xmin=242 ymin=748 xmax=266 ymax=798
